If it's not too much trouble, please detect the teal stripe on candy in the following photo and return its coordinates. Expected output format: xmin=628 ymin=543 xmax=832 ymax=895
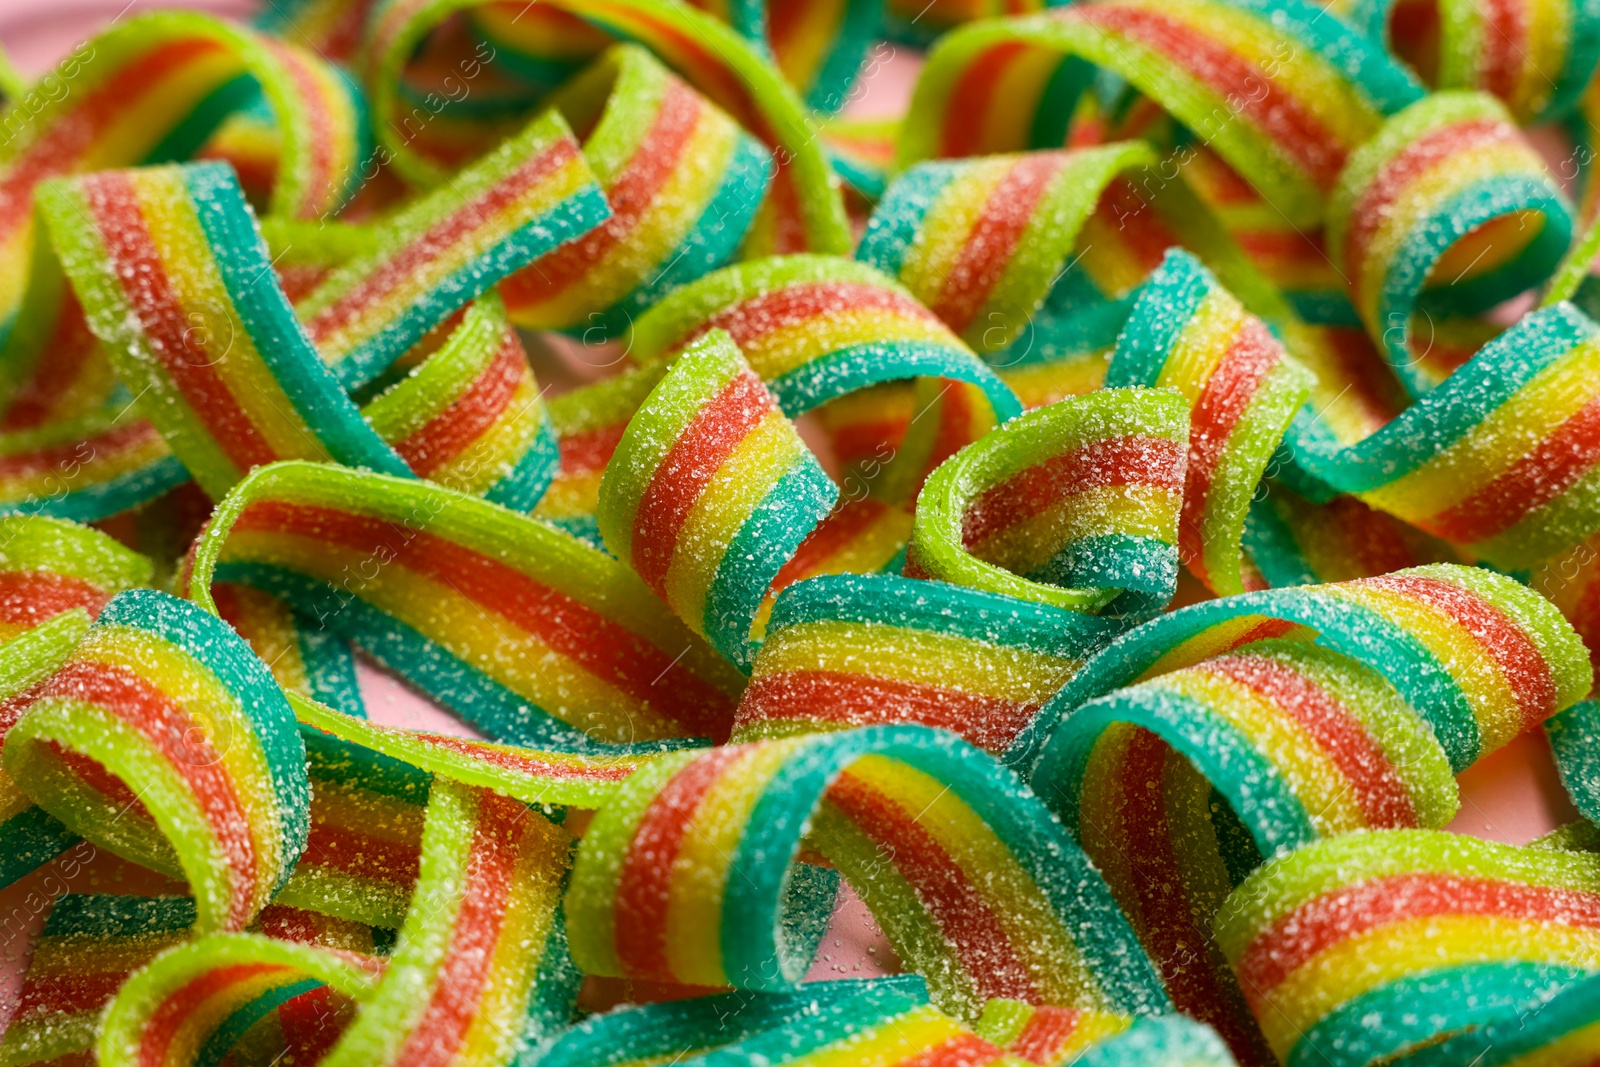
xmin=856 ymin=163 xmax=958 ymax=281
xmin=0 ymin=454 xmax=191 ymax=524
xmin=0 ymin=807 xmax=81 ymax=890
xmin=1290 ymin=962 xmax=1592 ymax=1067
xmin=196 ymin=978 xmax=326 ymax=1067
xmin=1028 ymin=56 xmax=1098 ymax=150
xmin=767 ymin=340 xmax=1022 ymax=422
xmin=805 ymin=0 xmax=884 ymax=114
xmin=1075 ymin=1015 xmax=1237 ymax=1067
xmin=484 ymin=415 xmax=561 ymax=514
xmin=1376 ymin=176 xmax=1572 ymax=398
xmin=143 ymin=75 xmax=261 ymax=166
xmin=718 ymin=726 xmax=1171 ymax=1014
xmin=296 ymin=622 xmax=367 ymax=720
xmin=1547 ymin=699 xmax=1600 ymax=825
xmin=44 ymin=893 xmax=197 ymax=937
xmin=1222 ymin=0 xmax=1425 ymax=116
xmin=1106 ymin=249 xmax=1211 ymax=389
xmin=302 ymin=729 xmax=432 ymax=805
xmin=1027 ymin=531 xmax=1178 ymax=604
xmin=765 ymin=572 xmax=1120 ymax=659
xmin=1041 ymin=686 xmax=1318 ymax=857
xmin=99 ymin=587 xmax=310 ymax=885
xmin=185 ymin=164 xmax=413 ymax=480
xmin=332 ymin=183 xmax=612 ymax=390
xmin=538 ymin=978 xmax=928 ymax=1067
xmin=703 ymin=454 xmax=838 ymax=670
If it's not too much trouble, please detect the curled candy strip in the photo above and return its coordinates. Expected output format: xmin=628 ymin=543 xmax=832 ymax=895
xmin=360 ymin=0 xmax=850 ymax=254
xmin=97 ymin=777 xmax=577 ymax=1067
xmin=564 ymin=724 xmax=1170 ymax=1019
xmin=3 ymin=588 xmax=310 ymax=933
xmin=0 ymin=515 xmax=152 ymax=887
xmin=0 ymin=894 xmax=379 ymax=1067
xmin=1023 ymin=563 xmax=1589 ymax=1056
xmin=1325 ymin=91 xmax=1573 ymax=395
xmin=1335 ymin=0 xmax=1600 ymax=123
xmin=1289 ymin=301 xmax=1600 ymax=572
xmin=856 ymin=142 xmax=1160 ymax=357
xmin=186 ymin=461 xmax=746 ymax=748
xmin=902 ymin=0 xmax=1423 ymax=227
xmin=597 ymin=331 xmax=837 ymax=669
xmin=1107 ymin=250 xmax=1312 ymax=596
xmin=906 ymin=388 xmax=1189 ymax=613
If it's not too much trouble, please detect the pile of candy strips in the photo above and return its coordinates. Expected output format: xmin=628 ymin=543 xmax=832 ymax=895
xmin=11 ymin=0 xmax=1600 ymax=1063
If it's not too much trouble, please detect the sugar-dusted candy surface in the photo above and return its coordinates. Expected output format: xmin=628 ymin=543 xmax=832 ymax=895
xmin=6 ymin=0 xmax=1600 ymax=1063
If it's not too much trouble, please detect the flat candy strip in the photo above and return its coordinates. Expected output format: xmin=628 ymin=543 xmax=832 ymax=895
xmin=186 ymin=461 xmax=746 ymax=748
xmin=3 ymin=588 xmax=310 ymax=934
xmin=565 ymin=724 xmax=1169 ymax=1021
xmin=906 ymin=388 xmax=1189 ymax=614
xmin=597 ymin=330 xmax=837 ymax=669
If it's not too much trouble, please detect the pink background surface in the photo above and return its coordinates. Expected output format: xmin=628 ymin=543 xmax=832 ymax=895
xmin=0 ymin=0 xmax=1584 ymax=1015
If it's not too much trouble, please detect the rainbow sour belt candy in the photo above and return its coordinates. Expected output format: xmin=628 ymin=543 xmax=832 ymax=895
xmin=3 ymin=588 xmax=310 ymax=934
xmin=565 ymin=724 xmax=1169 ymax=1019
xmin=186 ymin=461 xmax=745 ymax=748
xmin=1214 ymin=830 xmax=1600 ymax=1066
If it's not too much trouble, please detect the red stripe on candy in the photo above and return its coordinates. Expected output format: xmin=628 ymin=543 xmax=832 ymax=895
xmin=1236 ymin=873 xmax=1600 ymax=1002
xmin=629 ymin=369 xmax=771 ymax=592
xmin=614 ymin=747 xmax=748 ymax=981
xmin=932 ymin=154 xmax=1065 ymax=335
xmin=825 ymin=771 xmax=1039 ymax=1003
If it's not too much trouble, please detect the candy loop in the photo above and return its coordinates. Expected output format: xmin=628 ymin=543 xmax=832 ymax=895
xmin=856 ymin=142 xmax=1160 ymax=358
xmin=1325 ymin=91 xmax=1573 ymax=396
xmin=97 ymin=777 xmax=579 ymax=1067
xmin=902 ymin=0 xmax=1423 ymax=227
xmin=1286 ymin=300 xmax=1600 ymax=571
xmin=564 ymin=723 xmax=1169 ymax=1019
xmin=906 ymin=387 xmax=1189 ymax=614
xmin=597 ymin=330 xmax=837 ymax=668
xmin=1107 ymin=250 xmax=1313 ymax=596
xmin=3 ymin=588 xmax=310 ymax=934
xmin=187 ymin=461 xmax=746 ymax=748
xmin=1335 ymin=0 xmax=1600 ymax=124
xmin=629 ymin=255 xmax=1022 ymax=422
